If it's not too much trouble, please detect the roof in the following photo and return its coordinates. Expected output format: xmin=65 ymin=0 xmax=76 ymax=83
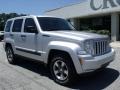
xmin=45 ymin=0 xmax=87 ymax=13
xmin=45 ymin=0 xmax=120 ymax=19
xmin=7 ymin=15 xmax=60 ymax=21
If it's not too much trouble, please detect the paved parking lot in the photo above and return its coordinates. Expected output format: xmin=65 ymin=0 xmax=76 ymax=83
xmin=0 ymin=42 xmax=120 ymax=90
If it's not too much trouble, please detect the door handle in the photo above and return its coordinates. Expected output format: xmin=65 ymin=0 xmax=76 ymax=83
xmin=21 ymin=35 xmax=26 ymax=37
xmin=10 ymin=34 xmax=14 ymax=37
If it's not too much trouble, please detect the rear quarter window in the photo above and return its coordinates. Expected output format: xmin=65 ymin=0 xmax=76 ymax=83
xmin=4 ymin=21 xmax=12 ymax=32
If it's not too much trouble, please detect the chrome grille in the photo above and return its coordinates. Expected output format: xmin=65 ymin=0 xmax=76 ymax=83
xmin=93 ymin=39 xmax=111 ymax=56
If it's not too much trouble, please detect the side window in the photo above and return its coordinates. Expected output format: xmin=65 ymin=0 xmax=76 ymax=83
xmin=5 ymin=21 xmax=12 ymax=32
xmin=12 ymin=19 xmax=23 ymax=32
xmin=24 ymin=18 xmax=37 ymax=33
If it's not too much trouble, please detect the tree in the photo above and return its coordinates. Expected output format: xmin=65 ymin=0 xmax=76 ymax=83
xmin=0 ymin=13 xmax=26 ymax=31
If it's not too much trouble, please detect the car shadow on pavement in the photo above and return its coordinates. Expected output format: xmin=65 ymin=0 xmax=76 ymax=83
xmin=16 ymin=58 xmax=51 ymax=78
xmin=68 ymin=68 xmax=119 ymax=90
xmin=16 ymin=59 xmax=119 ymax=90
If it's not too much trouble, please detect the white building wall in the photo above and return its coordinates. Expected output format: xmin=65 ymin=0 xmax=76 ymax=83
xmin=45 ymin=0 xmax=120 ymax=19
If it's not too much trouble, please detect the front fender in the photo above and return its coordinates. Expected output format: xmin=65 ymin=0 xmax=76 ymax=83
xmin=44 ymin=41 xmax=83 ymax=74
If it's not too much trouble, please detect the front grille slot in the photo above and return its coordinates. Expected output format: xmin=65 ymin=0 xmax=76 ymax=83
xmin=93 ymin=40 xmax=110 ymax=56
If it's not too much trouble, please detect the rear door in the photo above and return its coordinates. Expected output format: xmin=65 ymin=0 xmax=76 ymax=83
xmin=11 ymin=19 xmax=23 ymax=51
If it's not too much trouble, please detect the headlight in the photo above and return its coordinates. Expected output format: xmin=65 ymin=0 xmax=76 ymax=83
xmin=84 ymin=40 xmax=94 ymax=54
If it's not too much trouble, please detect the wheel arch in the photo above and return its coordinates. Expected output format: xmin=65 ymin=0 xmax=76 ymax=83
xmin=5 ymin=43 xmax=12 ymax=51
xmin=44 ymin=41 xmax=83 ymax=74
xmin=47 ymin=49 xmax=77 ymax=73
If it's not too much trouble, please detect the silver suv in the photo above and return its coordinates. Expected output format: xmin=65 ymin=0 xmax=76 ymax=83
xmin=4 ymin=15 xmax=115 ymax=85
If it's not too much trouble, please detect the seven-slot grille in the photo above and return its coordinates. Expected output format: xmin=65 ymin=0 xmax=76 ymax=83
xmin=93 ymin=39 xmax=110 ymax=56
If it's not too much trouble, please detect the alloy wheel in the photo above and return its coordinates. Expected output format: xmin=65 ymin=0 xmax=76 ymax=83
xmin=53 ymin=60 xmax=69 ymax=81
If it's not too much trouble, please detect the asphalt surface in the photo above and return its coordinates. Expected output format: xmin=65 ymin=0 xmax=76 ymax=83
xmin=0 ymin=42 xmax=120 ymax=90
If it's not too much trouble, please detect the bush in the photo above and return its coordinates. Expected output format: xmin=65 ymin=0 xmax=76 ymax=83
xmin=86 ymin=30 xmax=110 ymax=35
xmin=97 ymin=30 xmax=110 ymax=35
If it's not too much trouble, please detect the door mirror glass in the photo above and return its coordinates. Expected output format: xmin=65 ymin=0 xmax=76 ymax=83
xmin=24 ymin=18 xmax=38 ymax=34
xmin=26 ymin=26 xmax=38 ymax=34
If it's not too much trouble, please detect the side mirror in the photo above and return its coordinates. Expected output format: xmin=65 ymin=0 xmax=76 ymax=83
xmin=26 ymin=26 xmax=38 ymax=34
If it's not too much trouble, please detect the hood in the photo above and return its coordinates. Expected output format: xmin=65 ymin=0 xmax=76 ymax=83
xmin=44 ymin=31 xmax=108 ymax=41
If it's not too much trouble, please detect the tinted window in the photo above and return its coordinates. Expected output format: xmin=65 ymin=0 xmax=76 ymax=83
xmin=5 ymin=21 xmax=12 ymax=32
xmin=12 ymin=19 xmax=23 ymax=32
xmin=37 ymin=17 xmax=74 ymax=31
xmin=24 ymin=18 xmax=37 ymax=33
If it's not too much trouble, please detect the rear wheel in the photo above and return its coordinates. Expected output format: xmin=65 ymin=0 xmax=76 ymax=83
xmin=50 ymin=54 xmax=77 ymax=85
xmin=6 ymin=46 xmax=16 ymax=64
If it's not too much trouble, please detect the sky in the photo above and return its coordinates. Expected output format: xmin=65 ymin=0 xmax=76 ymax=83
xmin=0 ymin=0 xmax=84 ymax=15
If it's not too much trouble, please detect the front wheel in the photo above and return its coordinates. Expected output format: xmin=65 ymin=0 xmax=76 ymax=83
xmin=50 ymin=54 xmax=77 ymax=85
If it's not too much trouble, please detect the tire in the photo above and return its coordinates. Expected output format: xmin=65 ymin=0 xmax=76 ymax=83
xmin=6 ymin=46 xmax=16 ymax=64
xmin=50 ymin=54 xmax=77 ymax=85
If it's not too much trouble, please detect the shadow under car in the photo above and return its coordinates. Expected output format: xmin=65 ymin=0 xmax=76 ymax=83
xmin=15 ymin=58 xmax=119 ymax=90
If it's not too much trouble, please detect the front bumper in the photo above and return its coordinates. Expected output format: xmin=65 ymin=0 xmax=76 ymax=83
xmin=79 ymin=49 xmax=115 ymax=73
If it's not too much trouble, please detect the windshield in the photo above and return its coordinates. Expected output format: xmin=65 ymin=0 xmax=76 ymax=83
xmin=37 ymin=17 xmax=75 ymax=31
